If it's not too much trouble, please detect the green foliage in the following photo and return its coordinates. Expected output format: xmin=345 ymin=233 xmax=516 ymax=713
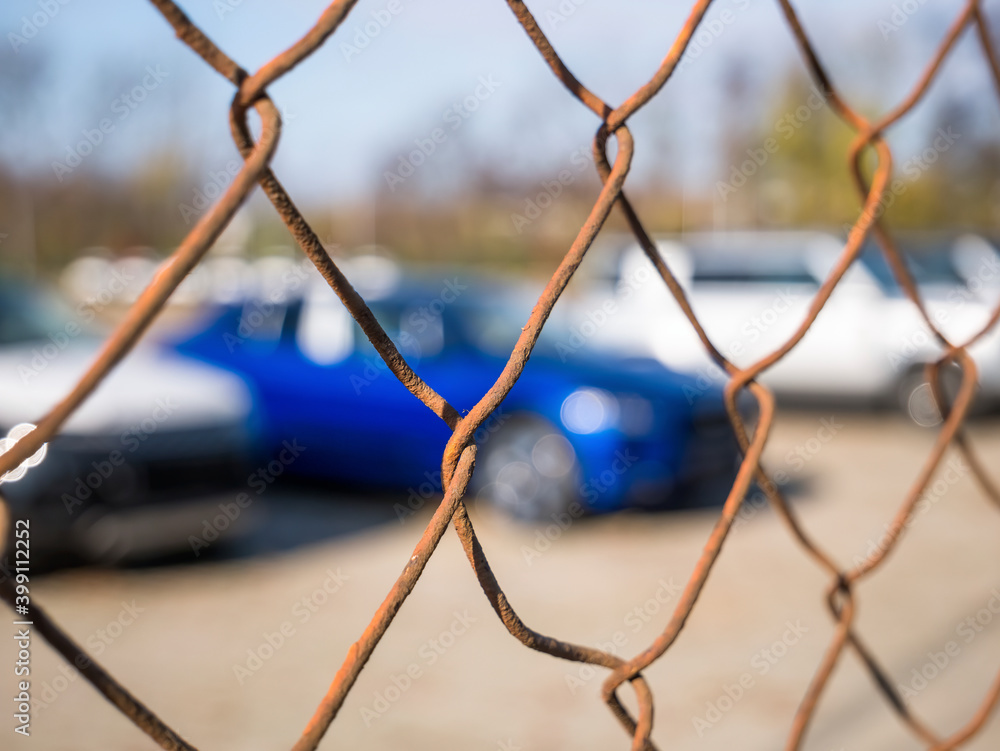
xmin=715 ymin=73 xmax=1000 ymax=233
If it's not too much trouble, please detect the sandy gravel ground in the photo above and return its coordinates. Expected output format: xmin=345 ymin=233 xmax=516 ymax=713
xmin=3 ymin=411 xmax=1000 ymax=751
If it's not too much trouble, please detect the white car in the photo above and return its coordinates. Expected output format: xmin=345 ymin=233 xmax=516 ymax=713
xmin=0 ymin=278 xmax=257 ymax=564
xmin=570 ymin=231 xmax=1000 ymax=424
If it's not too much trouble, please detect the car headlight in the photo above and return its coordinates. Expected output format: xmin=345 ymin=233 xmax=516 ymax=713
xmin=0 ymin=423 xmax=48 ymax=484
xmin=560 ymin=388 xmax=619 ymax=434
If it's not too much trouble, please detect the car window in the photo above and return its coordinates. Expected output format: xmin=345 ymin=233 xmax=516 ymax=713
xmin=398 ymin=305 xmax=444 ymax=359
xmin=0 ymin=280 xmax=87 ymax=345
xmin=456 ymin=304 xmax=520 ymax=356
xmin=910 ymin=251 xmax=965 ymax=285
xmin=297 ymin=286 xmax=558 ymax=364
xmin=297 ymin=299 xmax=354 ymax=365
xmin=860 ymin=243 xmax=964 ymax=292
xmin=236 ymin=299 xmax=287 ymax=346
xmin=454 ymin=297 xmax=564 ymax=357
xmin=689 ymin=254 xmax=818 ymax=286
xmin=350 ymin=301 xmax=444 ymax=362
xmin=691 ymin=269 xmax=818 ymax=285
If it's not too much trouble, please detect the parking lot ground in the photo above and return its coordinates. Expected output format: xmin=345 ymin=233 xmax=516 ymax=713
xmin=3 ymin=410 xmax=1000 ymax=750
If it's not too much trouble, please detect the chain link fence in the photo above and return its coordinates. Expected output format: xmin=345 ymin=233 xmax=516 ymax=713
xmin=2 ymin=1 xmax=1000 ymax=749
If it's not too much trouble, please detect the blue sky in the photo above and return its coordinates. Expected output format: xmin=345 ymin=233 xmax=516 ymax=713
xmin=1 ymin=0 xmax=996 ymax=203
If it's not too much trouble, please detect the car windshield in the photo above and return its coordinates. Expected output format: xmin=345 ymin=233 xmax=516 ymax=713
xmin=689 ymin=252 xmax=818 ymax=286
xmin=859 ymin=243 xmax=965 ymax=293
xmin=452 ymin=296 xmax=566 ymax=357
xmin=911 ymin=250 xmax=966 ymax=284
xmin=358 ymin=291 xmax=565 ymax=360
xmin=0 ymin=279 xmax=82 ymax=346
xmin=324 ymin=283 xmax=581 ymax=362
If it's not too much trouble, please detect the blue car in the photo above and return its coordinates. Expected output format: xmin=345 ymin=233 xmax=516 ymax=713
xmin=174 ymin=268 xmax=739 ymax=520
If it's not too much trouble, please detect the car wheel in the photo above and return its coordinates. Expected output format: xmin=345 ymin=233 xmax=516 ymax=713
xmin=896 ymin=363 xmax=965 ymax=427
xmin=471 ymin=413 xmax=579 ymax=521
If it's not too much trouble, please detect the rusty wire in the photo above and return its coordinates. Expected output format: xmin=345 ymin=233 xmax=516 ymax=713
xmin=1 ymin=1 xmax=999 ymax=749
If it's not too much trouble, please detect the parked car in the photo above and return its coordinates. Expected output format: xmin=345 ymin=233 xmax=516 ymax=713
xmin=859 ymin=232 xmax=1000 ymax=308
xmin=573 ymin=231 xmax=1000 ymax=424
xmin=174 ymin=264 xmax=742 ymax=520
xmin=0 ymin=278 xmax=258 ymax=565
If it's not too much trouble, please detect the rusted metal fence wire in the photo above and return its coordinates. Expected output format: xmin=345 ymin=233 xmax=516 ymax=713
xmin=2 ymin=0 xmax=1000 ymax=749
